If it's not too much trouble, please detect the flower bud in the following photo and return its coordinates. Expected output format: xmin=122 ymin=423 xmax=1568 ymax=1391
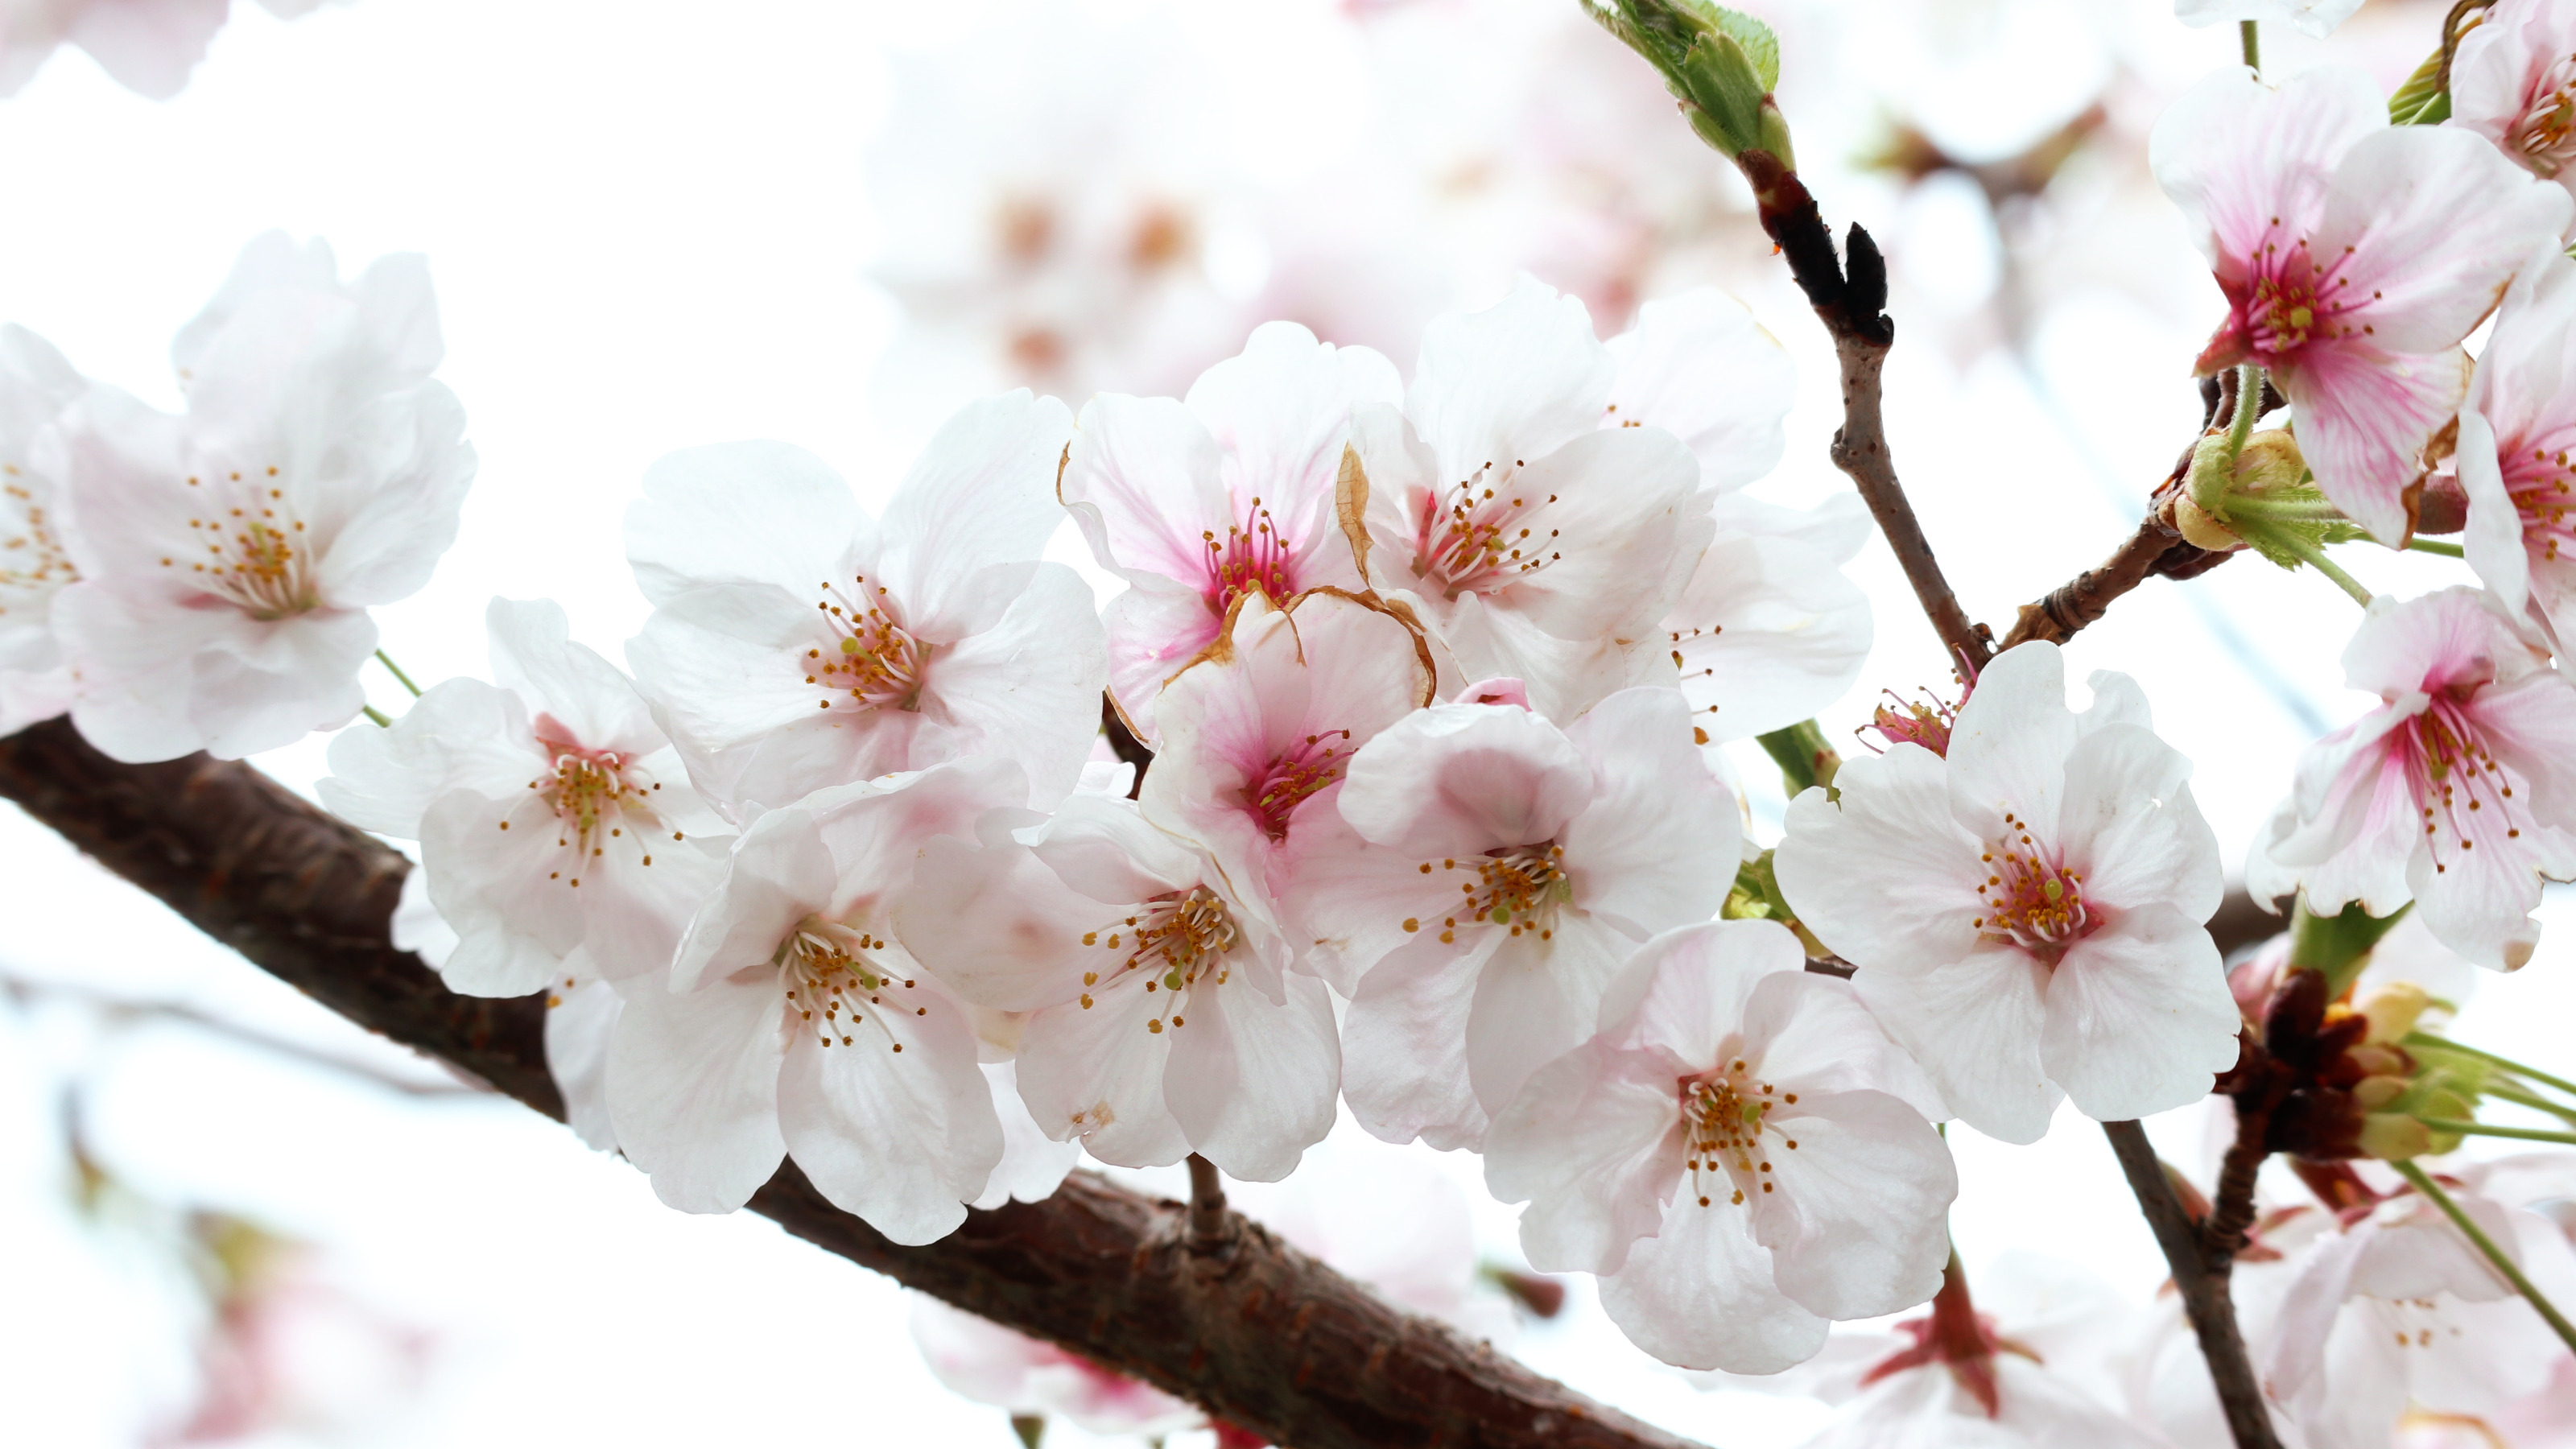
xmin=2359 ymin=1112 xmax=2434 ymax=1162
xmin=2355 ymin=980 xmax=2430 ymax=1045
xmin=1587 ymin=1 xmax=1795 ymax=167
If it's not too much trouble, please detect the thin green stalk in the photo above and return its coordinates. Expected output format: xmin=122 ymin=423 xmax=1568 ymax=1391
xmin=361 ymin=705 xmax=393 ymax=728
xmin=2406 ymin=538 xmax=2467 ymax=558
xmin=2277 ymin=533 xmax=2374 ymax=606
xmin=2223 ymin=496 xmax=2347 ymax=522
xmin=2412 ymin=1117 xmax=2576 ymax=1146
xmin=2409 ymin=1034 xmax=2576 ymax=1101
xmin=2394 ymin=1160 xmax=2576 ymax=1356
xmin=374 ymin=649 xmax=423 ymax=698
xmin=2240 ymin=19 xmax=2260 ymax=73
xmin=2227 ymin=362 xmax=2263 ymax=456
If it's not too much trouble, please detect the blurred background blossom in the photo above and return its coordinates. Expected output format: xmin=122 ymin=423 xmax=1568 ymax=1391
xmin=10 ymin=1 xmax=2576 ymax=1446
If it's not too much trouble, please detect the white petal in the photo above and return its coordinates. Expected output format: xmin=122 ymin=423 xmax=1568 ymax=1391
xmin=1669 ymin=533 xmax=1872 ymax=745
xmin=546 ymin=973 xmax=622 ymax=1151
xmin=777 ymin=974 xmax=999 ymax=1245
xmin=2055 ymin=722 xmax=2223 ymax=923
xmin=2040 ymin=904 xmax=2241 ymax=1122
xmin=1336 ymin=701 xmax=1591 ymax=858
xmin=1408 ymin=277 xmax=1611 ymax=483
xmin=1562 ymin=686 xmax=1738 ymax=939
xmin=1604 ymin=287 xmax=1793 ymax=493
xmin=1944 ymin=641 xmax=2080 ymax=844
xmin=606 ymin=968 xmax=787 ymax=1214
xmin=1773 ymin=745 xmax=1985 ymax=971
xmin=970 ymin=1060 xmax=1080 ymax=1210
xmin=626 ymin=440 xmax=868 ymax=608
xmin=1161 ymin=969 xmax=1339 ymax=1182
xmin=1013 ymin=980 xmax=1191 ymax=1169
xmin=1484 ymin=1038 xmax=1682 ymax=1276
xmin=1599 ymin=1195 xmax=1829 ymax=1373
xmin=1746 ymin=1086 xmax=1955 ymax=1322
xmin=1464 ymin=919 xmax=1635 ymax=1128
xmin=1341 ymin=930 xmax=1498 ymax=1150
xmin=881 ymin=391 xmax=1077 ymax=632
xmin=1854 ymin=939 xmax=2059 ymax=1145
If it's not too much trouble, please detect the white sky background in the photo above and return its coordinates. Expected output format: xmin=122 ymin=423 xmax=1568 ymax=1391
xmin=2 ymin=1 xmax=2572 ymax=1445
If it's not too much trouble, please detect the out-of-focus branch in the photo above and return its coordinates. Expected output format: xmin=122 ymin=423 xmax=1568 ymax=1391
xmin=0 ymin=717 xmax=1707 ymax=1449
xmin=2102 ymin=1119 xmax=2282 ymax=1449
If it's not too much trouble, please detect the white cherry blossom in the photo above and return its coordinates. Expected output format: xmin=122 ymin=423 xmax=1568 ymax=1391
xmin=2172 ymin=0 xmax=2362 ymax=40
xmin=47 ymin=233 xmax=475 ymax=762
xmin=624 ymin=392 xmax=1104 ymax=820
xmin=2458 ymin=249 xmax=2576 ymax=650
xmin=1062 ymin=322 xmax=1400 ymax=741
xmin=2452 ymin=0 xmax=2576 ymax=208
xmin=0 ymin=324 xmax=86 ymax=736
xmin=322 ymin=596 xmax=731 ymax=998
xmin=2248 ymin=588 xmax=2576 ymax=970
xmin=898 ymin=793 xmax=1338 ymax=1181
xmin=607 ymin=758 xmax=1034 ymax=1241
xmin=1486 ymin=919 xmax=1955 ymax=1373
xmin=1135 ymin=586 xmax=1433 ymax=937
xmin=909 ymin=1296 xmax=1203 ymax=1441
xmin=1339 ymin=278 xmax=1711 ymax=721
xmin=1774 ymin=642 xmax=2239 ymax=1144
xmin=1284 ymin=685 xmax=1737 ymax=1150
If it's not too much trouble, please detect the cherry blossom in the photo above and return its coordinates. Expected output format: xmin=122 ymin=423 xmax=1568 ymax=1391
xmin=0 ymin=0 xmax=225 ymax=100
xmin=0 ymin=324 xmax=86 ymax=736
xmin=897 ymin=792 xmax=1337 ymax=1180
xmin=1134 ymin=587 xmax=1433 ymax=931
xmin=2451 ymin=0 xmax=2576 ymax=208
xmin=1338 ymin=278 xmax=1711 ymax=721
xmin=2457 ymin=248 xmax=2576 ymax=650
xmin=1486 ymin=919 xmax=1954 ymax=1373
xmin=607 ymin=758 xmax=1042 ymax=1240
xmin=908 ymin=1296 xmax=1203 ymax=1440
xmin=47 ymin=233 xmax=476 ymax=762
xmin=624 ymin=392 xmax=1104 ymax=819
xmin=1062 ymin=321 xmax=1400 ymax=740
xmin=1774 ymin=642 xmax=2239 ymax=1145
xmin=2249 ymin=588 xmax=2576 ymax=970
xmin=1285 ymin=685 xmax=1736 ymax=1150
xmin=2149 ymin=64 xmax=2572 ymax=544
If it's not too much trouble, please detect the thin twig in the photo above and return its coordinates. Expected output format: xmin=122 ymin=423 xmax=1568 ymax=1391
xmin=2000 ymin=518 xmax=2195 ymax=650
xmin=2102 ymin=1121 xmax=2283 ymax=1449
xmin=1187 ymin=1153 xmax=1232 ymax=1251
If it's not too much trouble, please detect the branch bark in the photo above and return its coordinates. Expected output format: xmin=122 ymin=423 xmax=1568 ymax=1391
xmin=2101 ymin=1120 xmax=2282 ymax=1449
xmin=0 ymin=716 xmax=1707 ymax=1449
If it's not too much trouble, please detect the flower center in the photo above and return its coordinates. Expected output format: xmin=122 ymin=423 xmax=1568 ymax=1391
xmin=1402 ymin=842 xmax=1571 ymax=945
xmin=1075 ymin=886 xmax=1240 ymax=1035
xmin=774 ymin=916 xmax=916 ymax=1050
xmin=2500 ymin=438 xmax=2576 ymax=564
xmin=1972 ymin=811 xmax=2092 ymax=963
xmin=1241 ymin=729 xmax=1354 ymax=840
xmin=2239 ymin=240 xmax=2361 ymax=362
xmin=0 ymin=465 xmax=74 ymax=617
xmin=527 ymin=724 xmax=668 ymax=890
xmin=1410 ymin=461 xmax=1561 ymax=601
xmin=175 ymin=467 xmax=315 ymax=619
xmin=803 ymin=574 xmax=931 ymax=714
xmin=2508 ymin=59 xmax=2576 ymax=178
xmin=2399 ymin=693 xmax=2534 ymax=880
xmin=1679 ymin=1055 xmax=1797 ymax=1210
xmin=1200 ymin=496 xmax=1296 ymax=616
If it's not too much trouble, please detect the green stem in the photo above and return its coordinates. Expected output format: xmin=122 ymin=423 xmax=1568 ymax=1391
xmin=2412 ymin=1117 xmax=2576 ymax=1146
xmin=2289 ymin=896 xmax=2408 ymax=1000
xmin=2222 ymin=497 xmax=2347 ymax=522
xmin=361 ymin=705 xmax=393 ymax=728
xmin=2227 ymin=362 xmax=2263 ymax=456
xmin=2406 ymin=538 xmax=2467 ymax=558
xmin=1756 ymin=719 xmax=1842 ymax=796
xmin=2240 ymin=19 xmax=2260 ymax=73
xmin=374 ymin=649 xmax=423 ymax=698
xmin=2393 ymin=1160 xmax=2576 ymax=1356
xmin=2277 ymin=533 xmax=2374 ymax=606
xmin=2408 ymin=1035 xmax=2576 ymax=1101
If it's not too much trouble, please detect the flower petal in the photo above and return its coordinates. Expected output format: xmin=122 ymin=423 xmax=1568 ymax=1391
xmin=2040 ymin=903 xmax=2240 ymax=1121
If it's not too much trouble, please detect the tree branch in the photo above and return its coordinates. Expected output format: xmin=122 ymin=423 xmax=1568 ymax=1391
xmin=2101 ymin=1119 xmax=2281 ymax=1449
xmin=0 ymin=716 xmax=1705 ymax=1449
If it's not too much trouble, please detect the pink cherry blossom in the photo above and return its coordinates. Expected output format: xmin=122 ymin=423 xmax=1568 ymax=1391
xmin=1283 ymin=685 xmax=1737 ymax=1149
xmin=47 ymin=233 xmax=475 ymax=762
xmin=2150 ymin=64 xmax=2573 ymax=543
xmin=2252 ymin=588 xmax=2576 ymax=971
xmin=624 ymin=392 xmax=1104 ymax=820
xmin=897 ymin=793 xmax=1339 ymax=1180
xmin=1134 ymin=586 xmax=1433 ymax=935
xmin=607 ymin=759 xmax=1036 ymax=1241
xmin=908 ymin=1296 xmax=1204 ymax=1439
xmin=1340 ymin=278 xmax=1711 ymax=721
xmin=1062 ymin=322 xmax=1401 ymax=741
xmin=0 ymin=323 xmax=87 ymax=736
xmin=2452 ymin=0 xmax=2576 ymax=208
xmin=1485 ymin=919 xmax=1955 ymax=1373
xmin=2458 ymin=249 xmax=2576 ymax=650
xmin=1774 ymin=642 xmax=2239 ymax=1144
xmin=0 ymin=0 xmax=225 ymax=101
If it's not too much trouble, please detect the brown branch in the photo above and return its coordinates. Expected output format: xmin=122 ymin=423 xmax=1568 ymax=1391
xmin=2101 ymin=1120 xmax=2282 ymax=1449
xmin=0 ymin=716 xmax=1704 ymax=1449
xmin=2000 ymin=516 xmax=2218 ymax=650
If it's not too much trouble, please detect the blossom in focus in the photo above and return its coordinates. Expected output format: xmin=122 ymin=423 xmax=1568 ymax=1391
xmin=1340 ymin=279 xmax=1711 ymax=722
xmin=2248 ymin=588 xmax=2576 ymax=971
xmin=1061 ymin=322 xmax=1400 ymax=739
xmin=606 ymin=760 xmax=1034 ymax=1240
xmin=0 ymin=324 xmax=87 ymax=736
xmin=322 ymin=597 xmax=731 ymax=998
xmin=1486 ymin=919 xmax=1955 ymax=1373
xmin=2170 ymin=0 xmax=2363 ymax=41
xmin=2458 ymin=249 xmax=2576 ymax=650
xmin=2451 ymin=0 xmax=2576 ymax=207
xmin=624 ymin=393 xmax=1104 ymax=820
xmin=1775 ymin=642 xmax=2238 ymax=1144
xmin=2149 ymin=64 xmax=2573 ymax=544
xmin=46 ymin=233 xmax=474 ymax=762
xmin=1286 ymin=686 xmax=1736 ymax=1150
xmin=899 ymin=793 xmax=1337 ymax=1180
xmin=1134 ymin=587 xmax=1433 ymax=938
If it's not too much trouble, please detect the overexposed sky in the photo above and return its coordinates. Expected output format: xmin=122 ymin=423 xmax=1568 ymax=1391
xmin=2 ymin=2 xmax=2570 ymax=1447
